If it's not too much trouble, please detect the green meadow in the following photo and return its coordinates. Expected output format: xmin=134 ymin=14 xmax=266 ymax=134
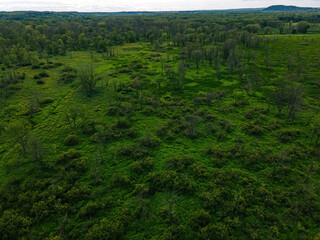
xmin=0 ymin=11 xmax=320 ymax=239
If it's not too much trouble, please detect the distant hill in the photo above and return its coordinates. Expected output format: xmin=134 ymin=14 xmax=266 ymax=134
xmin=263 ymin=5 xmax=315 ymax=11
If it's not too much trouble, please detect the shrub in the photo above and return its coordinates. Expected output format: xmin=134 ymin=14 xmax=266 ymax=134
xmin=39 ymin=71 xmax=49 ymax=78
xmin=79 ymin=201 xmax=105 ymax=218
xmin=205 ymin=146 xmax=225 ymax=159
xmin=242 ymin=121 xmax=264 ymax=136
xmin=165 ymin=155 xmax=193 ymax=171
xmin=183 ymin=115 xmax=201 ymax=138
xmin=130 ymin=157 xmax=154 ymax=173
xmin=64 ymin=134 xmax=80 ymax=146
xmin=156 ymin=123 xmax=168 ymax=137
xmin=126 ymin=127 xmax=137 ymax=138
xmin=31 ymin=64 xmax=41 ymax=69
xmin=148 ymin=170 xmax=194 ymax=192
xmin=205 ymin=122 xmax=220 ymax=134
xmin=277 ymin=129 xmax=302 ymax=143
xmin=111 ymin=174 xmax=131 ymax=187
xmin=133 ymin=184 xmax=150 ymax=197
xmin=16 ymin=73 xmax=25 ymax=80
xmin=116 ymin=118 xmax=131 ymax=129
xmin=191 ymin=163 xmax=208 ymax=177
xmin=244 ymin=107 xmax=268 ymax=119
xmin=56 ymin=149 xmax=86 ymax=172
xmin=42 ymin=64 xmax=53 ymax=69
xmin=118 ymin=144 xmax=150 ymax=159
xmin=141 ymin=106 xmax=154 ymax=115
xmin=36 ymin=80 xmax=45 ymax=85
xmin=138 ymin=133 xmax=160 ymax=148
xmin=107 ymin=106 xmax=119 ymax=116
xmin=219 ymin=119 xmax=234 ymax=133
xmin=191 ymin=209 xmax=210 ymax=229
xmin=86 ymin=218 xmax=126 ymax=240
xmin=60 ymin=66 xmax=77 ymax=83
xmin=40 ymin=97 xmax=54 ymax=105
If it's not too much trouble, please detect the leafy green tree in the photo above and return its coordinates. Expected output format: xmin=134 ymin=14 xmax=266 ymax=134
xmin=0 ymin=210 xmax=31 ymax=240
xmin=296 ymin=21 xmax=310 ymax=34
xmin=4 ymin=119 xmax=31 ymax=154
xmin=78 ymin=66 xmax=98 ymax=96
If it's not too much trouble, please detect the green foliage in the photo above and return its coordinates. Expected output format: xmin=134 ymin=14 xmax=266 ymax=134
xmin=0 ymin=210 xmax=31 ymax=240
xmin=78 ymin=66 xmax=98 ymax=96
xmin=64 ymin=134 xmax=80 ymax=146
xmin=1 ymin=10 xmax=320 ymax=240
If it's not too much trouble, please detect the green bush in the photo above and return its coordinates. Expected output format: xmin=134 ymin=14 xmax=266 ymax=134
xmin=116 ymin=118 xmax=131 ymax=129
xmin=40 ymin=97 xmax=54 ymax=105
xmin=165 ymin=155 xmax=193 ymax=171
xmin=190 ymin=209 xmax=210 ymax=229
xmin=64 ymin=134 xmax=80 ymax=146
xmin=39 ymin=71 xmax=49 ymax=77
xmin=111 ymin=174 xmax=132 ymax=188
xmin=133 ymin=184 xmax=150 ymax=197
xmin=79 ymin=201 xmax=105 ymax=218
xmin=148 ymin=170 xmax=194 ymax=192
xmin=118 ymin=144 xmax=150 ymax=159
xmin=277 ymin=129 xmax=302 ymax=143
xmin=141 ymin=106 xmax=154 ymax=115
xmin=242 ymin=121 xmax=264 ymax=136
xmin=31 ymin=64 xmax=41 ymax=69
xmin=138 ymin=134 xmax=160 ymax=148
xmin=36 ymin=79 xmax=45 ymax=84
xmin=130 ymin=157 xmax=154 ymax=173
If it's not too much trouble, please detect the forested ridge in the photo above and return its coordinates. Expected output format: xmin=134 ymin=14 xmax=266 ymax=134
xmin=0 ymin=10 xmax=320 ymax=239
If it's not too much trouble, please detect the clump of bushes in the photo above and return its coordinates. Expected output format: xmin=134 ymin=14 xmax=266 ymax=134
xmin=34 ymin=71 xmax=49 ymax=80
xmin=218 ymin=119 xmax=234 ymax=133
xmin=244 ymin=107 xmax=268 ymax=119
xmin=191 ymin=163 xmax=208 ymax=177
xmin=138 ymin=133 xmax=160 ymax=148
xmin=116 ymin=118 xmax=131 ymax=129
xmin=141 ymin=106 xmax=154 ymax=116
xmin=133 ymin=184 xmax=151 ymax=197
xmin=42 ymin=62 xmax=62 ymax=69
xmin=79 ymin=201 xmax=106 ymax=218
xmin=148 ymin=170 xmax=194 ymax=192
xmin=36 ymin=80 xmax=45 ymax=85
xmin=190 ymin=209 xmax=210 ymax=230
xmin=118 ymin=144 xmax=150 ymax=159
xmin=130 ymin=157 xmax=154 ymax=173
xmin=55 ymin=149 xmax=87 ymax=172
xmin=64 ymin=134 xmax=80 ymax=146
xmin=60 ymin=66 xmax=77 ymax=83
xmin=39 ymin=97 xmax=54 ymax=105
xmin=242 ymin=121 xmax=264 ymax=136
xmin=277 ymin=128 xmax=302 ymax=143
xmin=31 ymin=64 xmax=41 ymax=69
xmin=165 ymin=155 xmax=193 ymax=171
xmin=183 ymin=114 xmax=201 ymax=138
xmin=111 ymin=174 xmax=132 ymax=188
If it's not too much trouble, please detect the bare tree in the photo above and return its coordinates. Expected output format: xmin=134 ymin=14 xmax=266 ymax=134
xmin=287 ymin=84 xmax=302 ymax=123
xmin=178 ymin=61 xmax=185 ymax=87
xmin=27 ymin=134 xmax=45 ymax=166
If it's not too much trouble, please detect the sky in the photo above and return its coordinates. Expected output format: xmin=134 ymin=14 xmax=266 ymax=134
xmin=1 ymin=0 xmax=319 ymax=12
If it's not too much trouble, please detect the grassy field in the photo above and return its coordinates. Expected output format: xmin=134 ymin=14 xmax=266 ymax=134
xmin=1 ymin=34 xmax=320 ymax=239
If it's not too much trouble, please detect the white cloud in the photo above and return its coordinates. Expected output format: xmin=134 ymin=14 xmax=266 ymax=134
xmin=0 ymin=0 xmax=319 ymax=11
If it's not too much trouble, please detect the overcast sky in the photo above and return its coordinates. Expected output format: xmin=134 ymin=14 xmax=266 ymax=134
xmin=1 ymin=0 xmax=319 ymax=12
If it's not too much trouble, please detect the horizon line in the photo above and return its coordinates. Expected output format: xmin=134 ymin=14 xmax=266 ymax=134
xmin=0 ymin=5 xmax=319 ymax=13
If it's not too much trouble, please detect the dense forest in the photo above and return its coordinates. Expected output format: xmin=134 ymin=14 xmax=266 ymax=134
xmin=0 ymin=9 xmax=320 ymax=239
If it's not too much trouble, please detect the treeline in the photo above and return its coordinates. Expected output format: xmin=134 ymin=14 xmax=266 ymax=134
xmin=0 ymin=11 xmax=318 ymax=64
